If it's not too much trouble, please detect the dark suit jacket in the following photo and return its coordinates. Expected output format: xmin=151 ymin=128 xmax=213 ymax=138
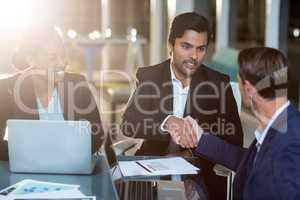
xmin=121 ymin=59 xmax=244 ymax=198
xmin=196 ymin=104 xmax=300 ymax=200
xmin=0 ymin=72 xmax=104 ymax=161
xmin=121 ymin=60 xmax=243 ymax=168
xmin=122 ymin=59 xmax=243 ymax=151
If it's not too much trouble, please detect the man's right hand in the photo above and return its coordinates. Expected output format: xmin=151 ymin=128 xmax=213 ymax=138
xmin=180 ymin=116 xmax=203 ymax=148
xmin=164 ymin=116 xmax=184 ymax=144
xmin=164 ymin=116 xmax=200 ymax=148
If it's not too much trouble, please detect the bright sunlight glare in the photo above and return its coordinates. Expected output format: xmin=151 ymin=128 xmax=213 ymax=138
xmin=0 ymin=0 xmax=35 ymax=33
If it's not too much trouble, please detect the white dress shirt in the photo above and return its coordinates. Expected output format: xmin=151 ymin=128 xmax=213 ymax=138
xmin=160 ymin=65 xmax=190 ymax=132
xmin=254 ymin=101 xmax=290 ymax=152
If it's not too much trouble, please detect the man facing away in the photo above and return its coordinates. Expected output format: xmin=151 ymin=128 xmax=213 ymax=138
xmin=121 ymin=12 xmax=244 ymax=199
xmin=175 ymin=47 xmax=300 ymax=200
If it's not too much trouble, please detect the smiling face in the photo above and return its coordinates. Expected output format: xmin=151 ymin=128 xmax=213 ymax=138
xmin=169 ymin=30 xmax=208 ymax=79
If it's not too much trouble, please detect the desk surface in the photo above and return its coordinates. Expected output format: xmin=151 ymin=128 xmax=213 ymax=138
xmin=0 ymin=156 xmax=117 ymax=200
xmin=0 ymin=156 xmax=208 ymax=200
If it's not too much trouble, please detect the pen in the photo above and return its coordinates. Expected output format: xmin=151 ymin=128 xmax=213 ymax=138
xmin=136 ymin=161 xmax=152 ymax=173
xmin=0 ymin=186 xmax=16 ymax=195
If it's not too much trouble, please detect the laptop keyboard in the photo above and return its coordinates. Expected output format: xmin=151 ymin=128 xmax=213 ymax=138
xmin=115 ymin=180 xmax=157 ymax=200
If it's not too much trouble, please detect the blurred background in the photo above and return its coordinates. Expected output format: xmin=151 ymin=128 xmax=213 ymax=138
xmin=0 ymin=0 xmax=299 ymax=145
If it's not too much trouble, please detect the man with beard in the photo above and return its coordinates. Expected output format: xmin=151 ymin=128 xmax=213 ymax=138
xmin=121 ymin=12 xmax=243 ymax=199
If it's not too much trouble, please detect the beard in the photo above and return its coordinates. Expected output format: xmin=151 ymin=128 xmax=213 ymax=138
xmin=173 ymin=58 xmax=199 ymax=78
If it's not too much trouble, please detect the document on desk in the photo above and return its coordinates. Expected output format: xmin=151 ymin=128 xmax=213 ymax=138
xmin=0 ymin=179 xmax=94 ymax=200
xmin=118 ymin=157 xmax=199 ymax=177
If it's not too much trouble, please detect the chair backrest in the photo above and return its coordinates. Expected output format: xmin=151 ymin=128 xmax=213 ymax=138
xmin=230 ymin=82 xmax=242 ymax=113
xmin=208 ymin=47 xmax=239 ymax=82
xmin=207 ymin=47 xmax=241 ymax=112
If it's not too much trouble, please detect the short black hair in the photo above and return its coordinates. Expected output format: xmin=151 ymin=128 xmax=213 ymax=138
xmin=238 ymin=47 xmax=288 ymax=99
xmin=168 ymin=12 xmax=210 ymax=46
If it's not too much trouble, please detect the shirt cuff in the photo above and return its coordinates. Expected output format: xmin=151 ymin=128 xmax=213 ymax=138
xmin=160 ymin=115 xmax=173 ymax=133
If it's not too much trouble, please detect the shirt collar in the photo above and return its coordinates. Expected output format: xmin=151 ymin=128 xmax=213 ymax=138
xmin=254 ymin=101 xmax=290 ymax=145
xmin=170 ymin=64 xmax=178 ymax=82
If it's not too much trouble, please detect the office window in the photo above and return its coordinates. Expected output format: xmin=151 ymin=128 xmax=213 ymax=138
xmin=194 ymin=0 xmax=216 ymax=61
xmin=288 ymin=0 xmax=300 ymax=107
xmin=230 ymin=0 xmax=266 ymax=49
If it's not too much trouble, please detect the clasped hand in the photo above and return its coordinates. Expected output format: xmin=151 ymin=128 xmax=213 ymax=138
xmin=165 ymin=116 xmax=203 ymax=148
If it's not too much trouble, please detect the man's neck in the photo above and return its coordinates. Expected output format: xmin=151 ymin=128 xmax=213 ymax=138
xmin=255 ymin=96 xmax=288 ymax=129
xmin=170 ymin=63 xmax=191 ymax=88
xmin=31 ymin=76 xmax=55 ymax=97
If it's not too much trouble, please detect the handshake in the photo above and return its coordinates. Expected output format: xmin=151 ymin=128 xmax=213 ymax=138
xmin=164 ymin=116 xmax=203 ymax=148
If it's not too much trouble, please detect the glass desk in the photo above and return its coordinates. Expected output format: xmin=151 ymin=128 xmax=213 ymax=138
xmin=117 ymin=156 xmax=208 ymax=200
xmin=0 ymin=156 xmax=117 ymax=200
xmin=0 ymin=155 xmax=208 ymax=200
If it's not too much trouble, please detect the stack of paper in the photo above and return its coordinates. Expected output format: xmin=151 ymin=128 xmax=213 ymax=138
xmin=0 ymin=179 xmax=95 ymax=200
xmin=118 ymin=157 xmax=199 ymax=177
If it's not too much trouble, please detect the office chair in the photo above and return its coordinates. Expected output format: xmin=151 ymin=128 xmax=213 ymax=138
xmin=212 ymin=81 xmax=240 ymax=200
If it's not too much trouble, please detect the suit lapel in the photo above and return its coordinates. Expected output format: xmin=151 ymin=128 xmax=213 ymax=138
xmin=244 ymin=129 xmax=278 ymax=189
xmin=246 ymin=104 xmax=295 ymax=181
xmin=184 ymin=87 xmax=192 ymax=117
xmin=233 ymin=140 xmax=257 ymax=199
xmin=252 ymin=131 xmax=276 ymax=169
xmin=160 ymin=60 xmax=173 ymax=117
xmin=253 ymin=105 xmax=292 ymax=169
xmin=184 ymin=65 xmax=207 ymax=117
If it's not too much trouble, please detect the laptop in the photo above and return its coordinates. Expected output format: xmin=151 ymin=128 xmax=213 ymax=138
xmin=102 ymin=136 xmax=162 ymax=200
xmin=7 ymin=119 xmax=95 ymax=174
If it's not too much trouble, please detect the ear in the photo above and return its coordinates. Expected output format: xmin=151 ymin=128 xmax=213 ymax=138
xmin=168 ymin=41 xmax=174 ymax=56
xmin=244 ymin=80 xmax=257 ymax=96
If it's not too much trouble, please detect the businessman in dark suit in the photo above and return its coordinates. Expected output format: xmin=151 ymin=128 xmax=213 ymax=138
xmin=176 ymin=47 xmax=300 ymax=200
xmin=121 ymin=12 xmax=243 ymax=199
xmin=0 ymin=27 xmax=104 ymax=161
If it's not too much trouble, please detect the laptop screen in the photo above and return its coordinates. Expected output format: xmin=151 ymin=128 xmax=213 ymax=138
xmin=103 ymin=136 xmax=159 ymax=200
xmin=104 ymin=135 xmax=118 ymax=169
xmin=7 ymin=119 xmax=93 ymax=174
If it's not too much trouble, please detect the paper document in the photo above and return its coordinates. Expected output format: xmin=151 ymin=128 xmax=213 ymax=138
xmin=0 ymin=179 xmax=94 ymax=200
xmin=118 ymin=157 xmax=199 ymax=177
xmin=9 ymin=196 xmax=95 ymax=200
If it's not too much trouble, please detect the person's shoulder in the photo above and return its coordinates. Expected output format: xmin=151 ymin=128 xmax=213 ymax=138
xmin=136 ymin=60 xmax=169 ymax=80
xmin=0 ymin=73 xmax=15 ymax=81
xmin=64 ymin=72 xmax=86 ymax=82
xmin=272 ymin=104 xmax=300 ymax=148
xmin=0 ymin=73 xmax=22 ymax=97
xmin=137 ymin=60 xmax=169 ymax=74
xmin=288 ymin=106 xmax=300 ymax=136
xmin=0 ymin=72 xmax=22 ymax=86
